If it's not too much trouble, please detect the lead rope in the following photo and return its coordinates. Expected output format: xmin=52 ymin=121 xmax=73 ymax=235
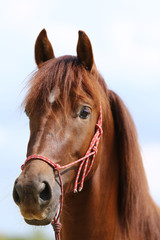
xmin=21 ymin=106 xmax=103 ymax=240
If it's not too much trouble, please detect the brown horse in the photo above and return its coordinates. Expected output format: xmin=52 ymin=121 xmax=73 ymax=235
xmin=13 ymin=29 xmax=160 ymax=240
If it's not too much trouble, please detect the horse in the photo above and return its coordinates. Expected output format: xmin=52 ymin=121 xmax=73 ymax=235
xmin=13 ymin=29 xmax=160 ymax=240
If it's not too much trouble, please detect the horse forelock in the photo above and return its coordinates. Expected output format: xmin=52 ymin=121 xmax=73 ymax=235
xmin=23 ymin=55 xmax=106 ymax=118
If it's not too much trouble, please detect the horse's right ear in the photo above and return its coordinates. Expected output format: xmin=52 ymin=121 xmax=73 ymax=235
xmin=35 ymin=29 xmax=55 ymax=68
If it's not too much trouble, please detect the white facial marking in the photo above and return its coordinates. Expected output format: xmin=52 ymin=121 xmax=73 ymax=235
xmin=48 ymin=92 xmax=55 ymax=103
xmin=48 ymin=88 xmax=60 ymax=104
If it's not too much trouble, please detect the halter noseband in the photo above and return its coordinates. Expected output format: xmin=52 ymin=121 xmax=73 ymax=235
xmin=21 ymin=106 xmax=103 ymax=240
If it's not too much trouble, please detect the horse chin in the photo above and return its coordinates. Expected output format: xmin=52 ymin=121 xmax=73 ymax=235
xmin=24 ymin=205 xmax=57 ymax=226
xmin=24 ymin=218 xmax=51 ymax=226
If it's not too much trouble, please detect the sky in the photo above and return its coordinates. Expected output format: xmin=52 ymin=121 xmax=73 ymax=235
xmin=0 ymin=0 xmax=160 ymax=238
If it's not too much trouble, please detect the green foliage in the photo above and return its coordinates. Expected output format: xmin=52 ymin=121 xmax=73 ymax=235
xmin=0 ymin=231 xmax=53 ymax=240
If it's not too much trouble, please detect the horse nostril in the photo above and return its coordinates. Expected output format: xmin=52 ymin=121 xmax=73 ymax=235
xmin=13 ymin=185 xmax=21 ymax=205
xmin=39 ymin=181 xmax=51 ymax=201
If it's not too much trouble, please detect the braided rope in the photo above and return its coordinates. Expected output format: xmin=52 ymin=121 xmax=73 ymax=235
xmin=21 ymin=105 xmax=103 ymax=240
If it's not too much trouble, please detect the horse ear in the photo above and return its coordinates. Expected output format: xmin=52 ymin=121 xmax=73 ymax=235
xmin=77 ymin=31 xmax=94 ymax=71
xmin=35 ymin=29 xmax=55 ymax=68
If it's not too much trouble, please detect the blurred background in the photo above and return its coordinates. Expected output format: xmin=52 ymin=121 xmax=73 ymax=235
xmin=0 ymin=0 xmax=160 ymax=239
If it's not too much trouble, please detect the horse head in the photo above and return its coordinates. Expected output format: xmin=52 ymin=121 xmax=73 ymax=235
xmin=13 ymin=29 xmax=110 ymax=227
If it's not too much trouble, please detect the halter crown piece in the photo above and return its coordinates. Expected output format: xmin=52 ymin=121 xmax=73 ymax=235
xmin=21 ymin=106 xmax=103 ymax=240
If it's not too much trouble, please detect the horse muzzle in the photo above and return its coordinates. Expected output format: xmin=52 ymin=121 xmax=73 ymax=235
xmin=13 ymin=160 xmax=60 ymax=225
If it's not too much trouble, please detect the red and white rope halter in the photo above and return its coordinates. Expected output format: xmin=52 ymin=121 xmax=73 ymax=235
xmin=21 ymin=106 xmax=103 ymax=240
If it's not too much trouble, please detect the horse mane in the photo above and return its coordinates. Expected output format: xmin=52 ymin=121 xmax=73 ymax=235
xmin=108 ymin=90 xmax=160 ymax=239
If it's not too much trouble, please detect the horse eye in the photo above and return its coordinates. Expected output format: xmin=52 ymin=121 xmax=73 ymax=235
xmin=79 ymin=107 xmax=91 ymax=119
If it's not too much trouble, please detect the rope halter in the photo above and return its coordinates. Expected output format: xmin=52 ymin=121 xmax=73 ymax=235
xmin=21 ymin=105 xmax=103 ymax=240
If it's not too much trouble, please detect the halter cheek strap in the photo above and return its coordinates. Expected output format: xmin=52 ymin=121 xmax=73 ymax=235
xmin=21 ymin=106 xmax=103 ymax=240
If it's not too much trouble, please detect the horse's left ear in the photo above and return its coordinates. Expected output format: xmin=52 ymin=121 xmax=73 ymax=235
xmin=35 ymin=29 xmax=55 ymax=68
xmin=77 ymin=31 xmax=94 ymax=71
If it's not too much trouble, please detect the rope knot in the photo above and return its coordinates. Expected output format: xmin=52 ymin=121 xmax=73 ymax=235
xmin=51 ymin=220 xmax=62 ymax=235
xmin=93 ymin=146 xmax=98 ymax=154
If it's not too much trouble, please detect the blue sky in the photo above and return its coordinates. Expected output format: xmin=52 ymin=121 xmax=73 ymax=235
xmin=0 ymin=0 xmax=160 ymax=238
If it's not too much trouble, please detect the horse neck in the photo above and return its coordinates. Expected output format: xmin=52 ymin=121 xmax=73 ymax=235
xmin=61 ymin=110 xmax=121 ymax=240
